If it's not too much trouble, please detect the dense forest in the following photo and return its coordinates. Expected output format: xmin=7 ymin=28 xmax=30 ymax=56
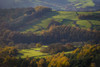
xmin=0 ymin=22 xmax=100 ymax=46
xmin=0 ymin=44 xmax=100 ymax=67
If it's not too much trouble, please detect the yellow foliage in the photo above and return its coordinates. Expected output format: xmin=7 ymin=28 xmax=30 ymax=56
xmin=72 ymin=48 xmax=80 ymax=54
xmin=37 ymin=59 xmax=45 ymax=67
xmin=76 ymin=44 xmax=100 ymax=59
xmin=47 ymin=52 xmax=70 ymax=67
xmin=36 ymin=43 xmax=42 ymax=48
xmin=90 ymin=63 xmax=96 ymax=67
xmin=77 ymin=44 xmax=92 ymax=59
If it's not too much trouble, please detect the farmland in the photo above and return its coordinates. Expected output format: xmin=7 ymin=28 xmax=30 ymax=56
xmin=20 ymin=11 xmax=100 ymax=33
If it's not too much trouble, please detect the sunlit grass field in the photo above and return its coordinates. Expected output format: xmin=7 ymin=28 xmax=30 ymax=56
xmin=17 ymin=46 xmax=48 ymax=58
xmin=76 ymin=20 xmax=91 ymax=29
xmin=18 ymin=46 xmax=73 ymax=58
xmin=18 ymin=48 xmax=48 ymax=58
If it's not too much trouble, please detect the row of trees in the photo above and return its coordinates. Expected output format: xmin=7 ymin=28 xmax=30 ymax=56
xmin=41 ymin=25 xmax=100 ymax=44
xmin=0 ymin=22 xmax=100 ymax=46
xmin=78 ymin=14 xmax=100 ymax=20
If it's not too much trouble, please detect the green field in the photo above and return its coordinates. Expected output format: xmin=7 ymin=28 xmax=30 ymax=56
xmin=76 ymin=20 xmax=91 ymax=29
xmin=18 ymin=48 xmax=48 ymax=58
xmin=17 ymin=46 xmax=73 ymax=58
xmin=68 ymin=0 xmax=95 ymax=8
xmin=32 ymin=0 xmax=95 ymax=9
xmin=20 ymin=11 xmax=100 ymax=33
xmin=17 ymin=46 xmax=48 ymax=58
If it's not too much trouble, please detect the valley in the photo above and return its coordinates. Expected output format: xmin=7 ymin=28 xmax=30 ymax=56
xmin=0 ymin=5 xmax=100 ymax=67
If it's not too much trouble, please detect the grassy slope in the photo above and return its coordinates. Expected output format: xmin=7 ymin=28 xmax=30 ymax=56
xmin=20 ymin=11 xmax=100 ymax=33
xmin=18 ymin=46 xmax=48 ymax=58
xmin=18 ymin=48 xmax=48 ymax=58
xmin=68 ymin=0 xmax=95 ymax=8
xmin=18 ymin=46 xmax=73 ymax=58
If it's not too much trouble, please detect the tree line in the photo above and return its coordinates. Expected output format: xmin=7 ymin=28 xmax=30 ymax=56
xmin=40 ymin=43 xmax=75 ymax=54
xmin=0 ymin=22 xmax=100 ymax=46
xmin=0 ymin=44 xmax=100 ymax=67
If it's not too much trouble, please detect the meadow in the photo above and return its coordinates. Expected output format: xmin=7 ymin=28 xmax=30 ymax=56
xmin=21 ymin=11 xmax=100 ymax=33
xmin=17 ymin=45 xmax=73 ymax=58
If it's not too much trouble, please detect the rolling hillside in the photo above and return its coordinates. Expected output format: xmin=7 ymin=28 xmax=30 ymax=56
xmin=0 ymin=0 xmax=100 ymax=11
xmin=0 ymin=7 xmax=100 ymax=34
xmin=9 ymin=10 xmax=100 ymax=33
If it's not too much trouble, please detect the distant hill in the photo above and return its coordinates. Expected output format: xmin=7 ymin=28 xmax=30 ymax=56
xmin=0 ymin=0 xmax=100 ymax=11
xmin=0 ymin=7 xmax=100 ymax=34
xmin=16 ymin=11 xmax=100 ymax=33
